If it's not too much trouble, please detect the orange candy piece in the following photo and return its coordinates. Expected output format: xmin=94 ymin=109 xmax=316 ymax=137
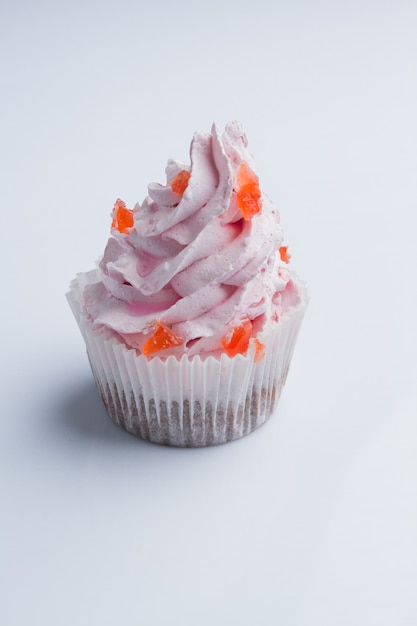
xmin=111 ymin=199 xmax=134 ymax=234
xmin=279 ymin=246 xmax=291 ymax=263
xmin=254 ymin=338 xmax=265 ymax=362
xmin=142 ymin=321 xmax=183 ymax=356
xmin=169 ymin=170 xmax=191 ymax=196
xmin=221 ymin=318 xmax=253 ymax=358
xmin=236 ymin=162 xmax=262 ymax=220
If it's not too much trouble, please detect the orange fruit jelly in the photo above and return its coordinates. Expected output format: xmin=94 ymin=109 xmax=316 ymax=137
xmin=279 ymin=246 xmax=291 ymax=263
xmin=111 ymin=199 xmax=134 ymax=234
xmin=221 ymin=318 xmax=253 ymax=357
xmin=253 ymin=338 xmax=265 ymax=362
xmin=236 ymin=162 xmax=262 ymax=220
xmin=169 ymin=170 xmax=191 ymax=196
xmin=142 ymin=321 xmax=183 ymax=356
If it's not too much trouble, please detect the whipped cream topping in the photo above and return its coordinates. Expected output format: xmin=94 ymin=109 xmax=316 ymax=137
xmin=83 ymin=121 xmax=300 ymax=358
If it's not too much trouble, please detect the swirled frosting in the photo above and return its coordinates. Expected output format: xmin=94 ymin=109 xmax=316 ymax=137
xmin=83 ymin=121 xmax=301 ymax=359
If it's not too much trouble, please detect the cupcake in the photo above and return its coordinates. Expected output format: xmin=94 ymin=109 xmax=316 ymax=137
xmin=67 ymin=121 xmax=308 ymax=446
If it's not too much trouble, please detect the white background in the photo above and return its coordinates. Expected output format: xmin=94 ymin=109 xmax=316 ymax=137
xmin=1 ymin=1 xmax=416 ymax=624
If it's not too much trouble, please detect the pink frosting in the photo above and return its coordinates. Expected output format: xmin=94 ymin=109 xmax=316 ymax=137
xmin=84 ymin=121 xmax=300 ymax=358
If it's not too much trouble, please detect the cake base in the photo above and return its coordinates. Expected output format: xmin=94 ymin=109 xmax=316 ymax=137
xmin=96 ymin=379 xmax=280 ymax=447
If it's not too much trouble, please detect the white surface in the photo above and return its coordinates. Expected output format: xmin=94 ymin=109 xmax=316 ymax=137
xmin=1 ymin=1 xmax=417 ymax=624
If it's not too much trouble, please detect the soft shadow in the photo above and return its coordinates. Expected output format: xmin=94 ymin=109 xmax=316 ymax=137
xmin=53 ymin=378 xmax=217 ymax=454
xmin=53 ymin=378 xmax=149 ymax=448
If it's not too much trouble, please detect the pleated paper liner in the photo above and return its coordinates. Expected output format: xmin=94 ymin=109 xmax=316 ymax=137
xmin=67 ymin=270 xmax=308 ymax=446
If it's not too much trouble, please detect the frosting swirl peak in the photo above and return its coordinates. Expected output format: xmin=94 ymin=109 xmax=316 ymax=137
xmin=84 ymin=122 xmax=299 ymax=358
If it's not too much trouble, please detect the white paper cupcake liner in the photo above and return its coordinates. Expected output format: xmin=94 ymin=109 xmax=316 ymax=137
xmin=67 ymin=270 xmax=308 ymax=447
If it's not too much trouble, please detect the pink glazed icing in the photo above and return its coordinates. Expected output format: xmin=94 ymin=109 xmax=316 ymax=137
xmin=83 ymin=121 xmax=301 ymax=358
